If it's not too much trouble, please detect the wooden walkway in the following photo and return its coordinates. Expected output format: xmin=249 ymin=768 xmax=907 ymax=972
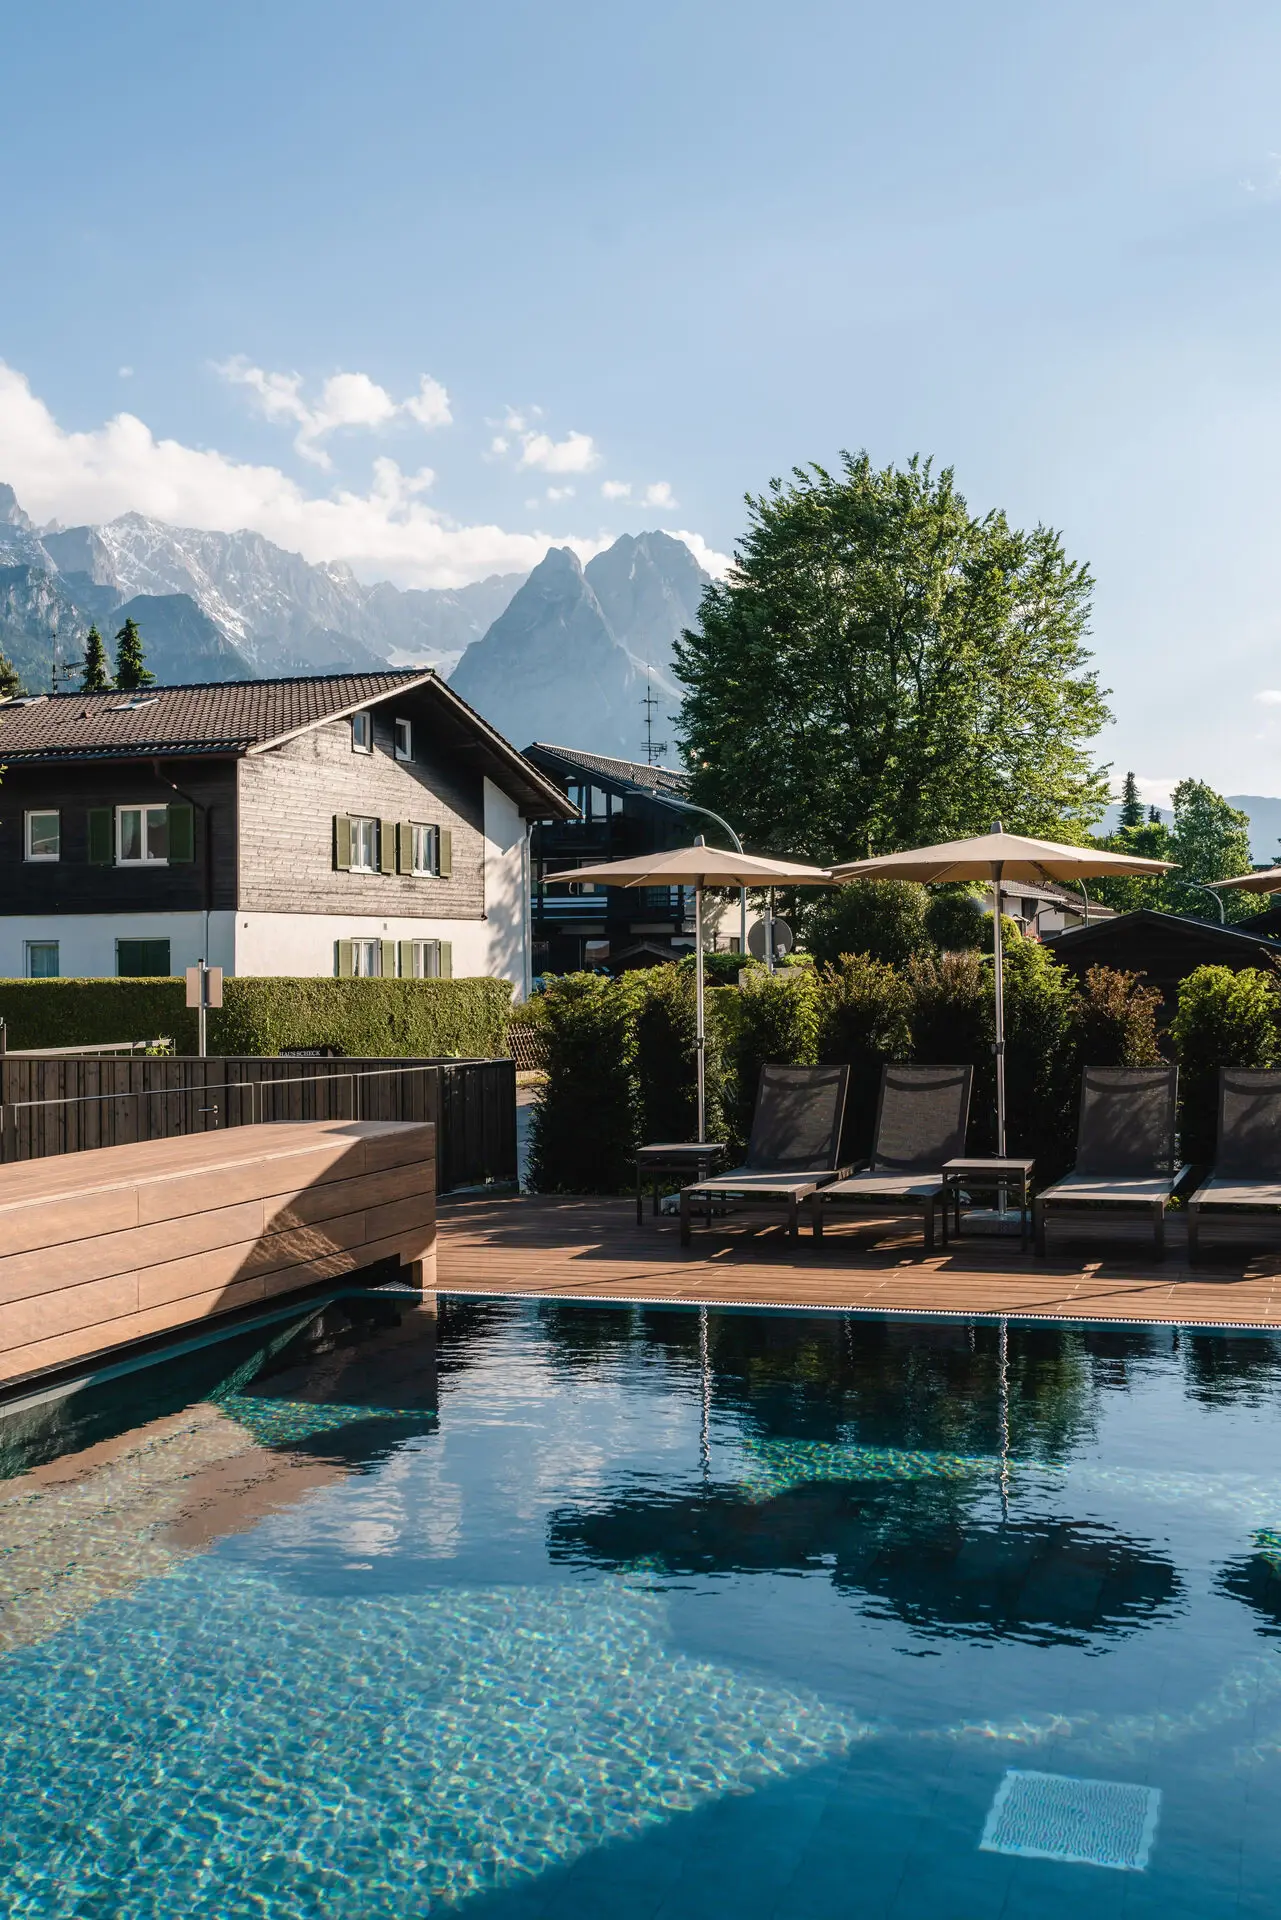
xmin=437 ymin=1194 xmax=1281 ymax=1329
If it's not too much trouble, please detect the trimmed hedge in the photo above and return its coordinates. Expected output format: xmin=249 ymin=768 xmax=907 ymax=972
xmin=0 ymin=976 xmax=514 ymax=1059
xmin=529 ymin=974 xmax=639 ymax=1193
xmin=1172 ymin=965 xmax=1280 ymax=1165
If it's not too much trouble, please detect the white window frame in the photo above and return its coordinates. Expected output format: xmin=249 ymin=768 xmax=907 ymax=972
xmin=25 ymin=940 xmax=59 ymax=979
xmin=406 ymin=939 xmax=440 ymax=979
xmin=351 ymin=938 xmax=379 ymax=977
xmin=24 ymin=810 xmax=60 ymax=862
xmin=394 ymin=717 xmax=413 ymax=762
xmin=351 ymin=711 xmax=373 ymax=753
xmin=411 ymin=822 xmax=439 ymax=876
xmin=116 ymin=803 xmax=170 ymax=866
xmin=349 ymin=815 xmax=378 ymax=873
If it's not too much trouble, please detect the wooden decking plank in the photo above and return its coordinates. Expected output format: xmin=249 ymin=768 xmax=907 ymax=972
xmin=436 ymin=1195 xmax=1281 ymax=1329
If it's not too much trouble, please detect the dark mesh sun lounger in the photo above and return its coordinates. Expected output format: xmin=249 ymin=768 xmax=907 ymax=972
xmin=1188 ymin=1069 xmax=1281 ymax=1259
xmin=1033 ymin=1066 xmax=1185 ymax=1258
xmin=810 ymin=1064 xmax=973 ymax=1252
xmin=679 ymin=1064 xmax=851 ymax=1244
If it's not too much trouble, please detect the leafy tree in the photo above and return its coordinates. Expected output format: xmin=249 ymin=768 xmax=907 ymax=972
xmin=0 ymin=652 xmax=21 ymax=699
xmin=1092 ymin=781 xmax=1254 ymax=922
xmin=807 ymin=879 xmax=928 ymax=967
xmin=81 ymin=626 xmax=112 ymax=691
xmin=923 ymin=885 xmax=984 ymax=951
xmin=114 ymin=617 xmax=154 ymax=691
xmin=674 ymin=451 xmax=1111 ymax=862
xmin=1118 ymin=771 xmax=1144 ymax=831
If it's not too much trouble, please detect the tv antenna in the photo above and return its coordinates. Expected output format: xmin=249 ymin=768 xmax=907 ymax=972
xmin=641 ymin=680 xmax=667 ymax=764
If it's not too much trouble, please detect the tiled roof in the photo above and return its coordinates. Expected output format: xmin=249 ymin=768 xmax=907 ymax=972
xmin=0 ymin=673 xmax=432 ymax=761
xmin=528 ymin=742 xmax=692 ymax=798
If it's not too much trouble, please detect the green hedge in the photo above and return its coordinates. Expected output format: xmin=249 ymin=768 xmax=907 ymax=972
xmin=1171 ymin=965 xmax=1281 ymax=1165
xmin=0 ymin=976 xmax=513 ymax=1059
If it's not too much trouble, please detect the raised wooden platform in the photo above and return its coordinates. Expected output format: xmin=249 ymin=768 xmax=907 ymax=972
xmin=437 ymin=1193 xmax=1281 ymax=1328
xmin=0 ymin=1119 xmax=435 ymax=1384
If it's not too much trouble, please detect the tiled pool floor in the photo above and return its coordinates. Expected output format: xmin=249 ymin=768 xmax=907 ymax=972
xmin=2 ymin=1295 xmax=1281 ymax=1916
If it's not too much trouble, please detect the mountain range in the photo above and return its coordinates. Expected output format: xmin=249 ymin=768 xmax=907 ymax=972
xmin=0 ymin=484 xmax=707 ymax=761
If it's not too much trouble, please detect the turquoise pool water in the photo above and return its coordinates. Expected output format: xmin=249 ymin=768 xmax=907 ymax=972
xmin=3 ymin=1296 xmax=1281 ymax=1917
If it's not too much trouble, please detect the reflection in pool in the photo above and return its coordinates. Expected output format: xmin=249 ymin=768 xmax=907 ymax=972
xmin=2 ymin=1298 xmax=1281 ymax=1917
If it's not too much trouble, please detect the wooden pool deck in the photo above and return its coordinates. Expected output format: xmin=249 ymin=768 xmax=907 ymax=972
xmin=437 ymin=1193 xmax=1281 ymax=1329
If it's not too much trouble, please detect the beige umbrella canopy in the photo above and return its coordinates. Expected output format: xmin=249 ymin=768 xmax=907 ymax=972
xmin=1210 ymin=867 xmax=1281 ymax=895
xmin=558 ymin=840 xmax=833 ymax=1139
xmin=832 ymin=824 xmax=1175 ymax=1155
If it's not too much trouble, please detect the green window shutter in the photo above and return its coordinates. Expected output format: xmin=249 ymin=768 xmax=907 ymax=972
xmin=398 ymin=939 xmax=414 ymax=978
xmin=380 ymin=938 xmax=396 ymax=978
xmin=396 ymin=821 xmax=410 ymax=874
xmin=88 ymin=807 xmax=113 ymax=865
xmin=334 ymin=815 xmax=352 ymax=870
xmin=438 ymin=827 xmax=453 ymax=878
xmin=336 ymin=939 xmax=354 ymax=978
xmin=379 ymin=819 xmax=396 ymax=875
xmin=168 ymin=803 xmax=195 ymax=863
xmin=438 ymin=939 xmax=453 ymax=979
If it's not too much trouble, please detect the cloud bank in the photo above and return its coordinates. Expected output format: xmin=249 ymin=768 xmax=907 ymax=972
xmin=0 ymin=361 xmax=730 ymax=589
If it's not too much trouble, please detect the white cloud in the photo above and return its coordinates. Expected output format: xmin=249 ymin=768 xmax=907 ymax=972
xmin=518 ymin=429 xmax=599 ymax=475
xmin=0 ymin=359 xmax=728 ymax=592
xmin=489 ymin=435 xmax=510 ymax=456
xmin=665 ymin=529 xmax=733 ymax=580
xmin=545 ymin=485 xmax=575 ymax=502
xmin=1256 ymin=689 xmax=1281 ymax=705
xmin=118 ymin=366 xmax=134 ymax=379
xmin=642 ymin=481 xmax=675 ymax=508
xmin=217 ymin=357 xmax=452 ymax=469
xmin=601 ymin=480 xmax=631 ymax=501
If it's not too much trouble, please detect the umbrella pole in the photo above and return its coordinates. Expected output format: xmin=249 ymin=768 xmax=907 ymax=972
xmin=991 ymin=856 xmax=1006 ymax=1160
xmin=695 ymin=880 xmax=706 ymax=1143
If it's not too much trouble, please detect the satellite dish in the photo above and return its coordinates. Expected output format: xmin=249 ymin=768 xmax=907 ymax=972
xmin=747 ymin=917 xmax=794 ymax=960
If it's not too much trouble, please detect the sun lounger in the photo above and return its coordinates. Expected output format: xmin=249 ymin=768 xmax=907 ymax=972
xmin=809 ymin=1064 xmax=973 ymax=1252
xmin=1033 ymin=1066 xmax=1186 ymax=1259
xmin=679 ymin=1063 xmax=850 ymax=1244
xmin=1187 ymin=1069 xmax=1281 ymax=1259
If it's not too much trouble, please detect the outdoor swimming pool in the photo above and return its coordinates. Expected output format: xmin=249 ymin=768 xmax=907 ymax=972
xmin=2 ymin=1293 xmax=1279 ymax=1918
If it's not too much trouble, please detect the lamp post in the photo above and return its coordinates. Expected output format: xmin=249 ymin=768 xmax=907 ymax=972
xmin=654 ymin=794 xmax=749 ymax=956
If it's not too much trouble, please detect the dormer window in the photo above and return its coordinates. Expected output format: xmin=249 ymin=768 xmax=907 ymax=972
xmin=394 ymin=717 xmax=412 ymax=761
xmin=351 ymin=711 xmax=372 ymax=753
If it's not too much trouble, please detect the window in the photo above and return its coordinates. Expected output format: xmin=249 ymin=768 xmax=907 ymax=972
xmin=351 ymin=711 xmax=372 ymax=753
xmin=25 ymin=811 xmax=60 ymax=862
xmin=117 ymin=804 xmax=169 ymax=865
xmin=351 ymin=939 xmax=379 ymax=977
xmin=411 ymin=822 xmax=439 ymax=876
xmin=116 ymin=938 xmax=171 ymax=977
xmin=25 ymin=941 xmax=58 ymax=979
xmin=394 ymin=717 xmax=413 ymax=761
xmin=349 ymin=816 xmax=378 ymax=872
xmin=404 ymin=939 xmax=440 ymax=978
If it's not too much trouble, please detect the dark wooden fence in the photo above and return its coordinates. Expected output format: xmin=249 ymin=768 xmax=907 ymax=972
xmin=0 ymin=1055 xmax=517 ymax=1193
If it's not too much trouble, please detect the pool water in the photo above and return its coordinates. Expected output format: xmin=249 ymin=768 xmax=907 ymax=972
xmin=3 ymin=1295 xmax=1281 ymax=1918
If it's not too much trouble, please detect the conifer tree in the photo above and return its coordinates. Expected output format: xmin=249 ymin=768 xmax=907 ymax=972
xmin=114 ymin=617 xmax=154 ymax=691
xmin=0 ymin=652 xmax=21 ymax=699
xmin=81 ymin=625 xmax=113 ymax=691
xmin=1118 ymin=771 xmax=1144 ymax=830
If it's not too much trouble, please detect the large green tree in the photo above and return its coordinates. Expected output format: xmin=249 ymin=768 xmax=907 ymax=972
xmin=1092 ymin=780 xmax=1255 ymax=921
xmin=114 ymin=617 xmax=154 ymax=691
xmin=81 ymin=625 xmax=112 ymax=691
xmin=1118 ymin=771 xmax=1144 ymax=830
xmin=674 ymin=453 xmax=1111 ymax=862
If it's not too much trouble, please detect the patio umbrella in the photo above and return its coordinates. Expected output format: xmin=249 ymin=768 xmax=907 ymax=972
xmin=1210 ymin=867 xmax=1281 ymax=894
xmin=832 ymin=825 xmax=1174 ymax=1155
xmin=556 ymin=838 xmax=833 ymax=1140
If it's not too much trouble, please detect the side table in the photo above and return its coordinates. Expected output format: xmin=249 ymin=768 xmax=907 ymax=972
xmin=942 ymin=1157 xmax=1036 ymax=1251
xmin=635 ymin=1142 xmax=726 ymax=1225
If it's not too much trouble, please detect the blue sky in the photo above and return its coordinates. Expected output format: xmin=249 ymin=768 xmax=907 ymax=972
xmin=5 ymin=0 xmax=1281 ymax=794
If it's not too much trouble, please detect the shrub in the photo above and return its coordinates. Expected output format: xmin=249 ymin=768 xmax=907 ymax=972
xmin=1001 ymin=940 xmax=1078 ymax=1177
xmin=630 ymin=965 xmax=724 ymax=1147
xmin=924 ymin=886 xmax=984 ymax=952
xmin=680 ymin=949 xmax=761 ymax=986
xmin=905 ymin=950 xmax=996 ymax=1152
xmin=529 ymin=974 xmax=638 ymax=1192
xmin=1171 ymin=965 xmax=1281 ymax=1165
xmin=817 ymin=955 xmax=913 ymax=1161
xmin=0 ymin=977 xmax=515 ymax=1059
xmin=807 ymin=880 xmax=930 ymax=969
xmin=1073 ymin=966 xmax=1162 ymax=1069
xmin=720 ymin=970 xmax=821 ymax=1154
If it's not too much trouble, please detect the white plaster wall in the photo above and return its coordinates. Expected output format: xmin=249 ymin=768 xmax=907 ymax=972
xmin=230 ymin=912 xmax=499 ymax=978
xmin=0 ymin=912 xmax=237 ymax=979
xmin=482 ymin=777 xmax=529 ymax=998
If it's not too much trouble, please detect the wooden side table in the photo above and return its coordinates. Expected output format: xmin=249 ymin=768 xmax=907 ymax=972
xmin=942 ymin=1157 xmax=1036 ymax=1251
xmin=635 ymin=1142 xmax=726 ymax=1224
